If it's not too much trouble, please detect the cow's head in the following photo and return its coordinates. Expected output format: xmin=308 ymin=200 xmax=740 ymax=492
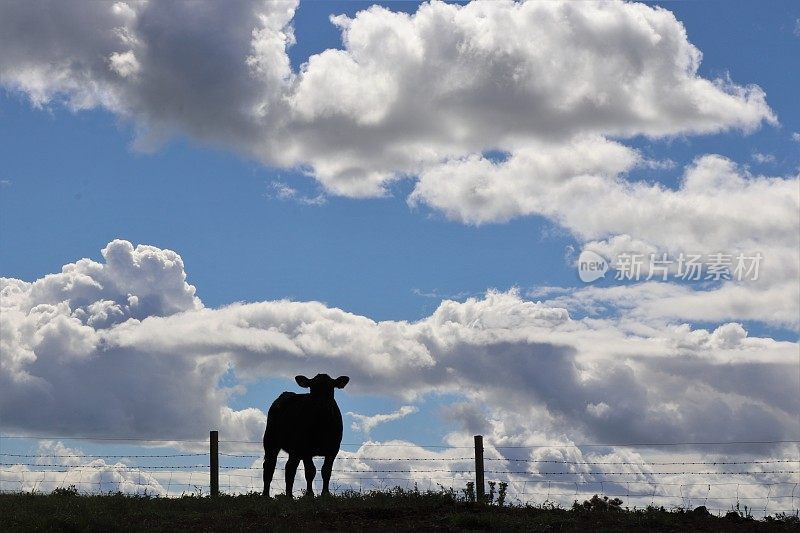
xmin=296 ymin=374 xmax=349 ymax=399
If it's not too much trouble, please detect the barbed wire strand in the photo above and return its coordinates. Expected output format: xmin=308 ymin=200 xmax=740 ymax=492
xmin=2 ymin=434 xmax=798 ymax=448
xmin=4 ymin=463 xmax=798 ymax=476
xmin=3 ymin=453 xmax=796 ymax=468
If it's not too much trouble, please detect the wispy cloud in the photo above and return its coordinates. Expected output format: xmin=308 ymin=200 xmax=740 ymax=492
xmin=751 ymin=152 xmax=775 ymax=164
xmin=266 ymin=181 xmax=326 ymax=206
xmin=348 ymin=406 xmax=418 ymax=437
xmin=640 ymin=158 xmax=677 ymax=170
xmin=411 ymin=288 xmax=483 ymax=300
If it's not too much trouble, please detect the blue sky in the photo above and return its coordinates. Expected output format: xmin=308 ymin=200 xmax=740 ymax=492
xmin=0 ymin=81 xmax=578 ymax=324
xmin=0 ymin=0 xmax=798 ymax=502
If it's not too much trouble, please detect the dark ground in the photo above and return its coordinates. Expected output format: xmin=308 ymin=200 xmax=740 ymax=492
xmin=1 ymin=488 xmax=798 ymax=532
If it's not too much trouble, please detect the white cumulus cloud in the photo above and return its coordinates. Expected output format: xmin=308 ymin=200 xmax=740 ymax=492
xmin=2 ymin=242 xmax=796 ymax=455
xmin=0 ymin=0 xmax=777 ymax=203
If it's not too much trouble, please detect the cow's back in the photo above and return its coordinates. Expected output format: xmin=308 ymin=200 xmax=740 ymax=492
xmin=264 ymin=392 xmax=301 ymax=444
xmin=264 ymin=392 xmax=343 ymax=456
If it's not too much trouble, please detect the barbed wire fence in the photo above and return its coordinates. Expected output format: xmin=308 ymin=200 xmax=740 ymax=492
xmin=1 ymin=433 xmax=798 ymax=517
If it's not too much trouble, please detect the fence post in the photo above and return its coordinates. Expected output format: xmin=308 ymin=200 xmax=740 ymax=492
xmin=210 ymin=430 xmax=219 ymax=497
xmin=474 ymin=435 xmax=485 ymax=504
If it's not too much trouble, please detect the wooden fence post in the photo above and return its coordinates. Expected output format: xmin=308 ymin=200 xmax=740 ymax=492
xmin=210 ymin=430 xmax=219 ymax=497
xmin=474 ymin=435 xmax=485 ymax=504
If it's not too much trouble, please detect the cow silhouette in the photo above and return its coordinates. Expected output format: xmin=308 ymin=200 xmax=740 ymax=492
xmin=263 ymin=374 xmax=350 ymax=497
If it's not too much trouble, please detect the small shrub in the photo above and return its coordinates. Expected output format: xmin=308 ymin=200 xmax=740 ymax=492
xmin=51 ymin=485 xmax=79 ymax=497
xmin=691 ymin=505 xmax=709 ymax=516
xmin=497 ymin=482 xmax=507 ymax=507
xmin=726 ymin=502 xmax=753 ymax=522
xmin=436 ymin=483 xmax=458 ymax=501
xmin=484 ymin=481 xmax=507 ymax=506
xmin=462 ymin=481 xmax=476 ymax=503
xmin=765 ymin=511 xmax=799 ymax=524
xmin=573 ymin=494 xmax=623 ymax=512
xmin=539 ymin=499 xmax=562 ymax=511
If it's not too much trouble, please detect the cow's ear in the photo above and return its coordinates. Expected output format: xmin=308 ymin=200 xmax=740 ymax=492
xmin=334 ymin=376 xmax=350 ymax=389
xmin=295 ymin=375 xmax=312 ymax=388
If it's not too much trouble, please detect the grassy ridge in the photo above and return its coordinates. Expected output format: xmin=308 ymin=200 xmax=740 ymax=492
xmin=1 ymin=488 xmax=798 ymax=532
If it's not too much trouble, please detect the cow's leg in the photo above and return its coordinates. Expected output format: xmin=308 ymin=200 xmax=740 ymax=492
xmin=302 ymin=457 xmax=316 ymax=497
xmin=321 ymin=454 xmax=336 ymax=495
xmin=285 ymin=455 xmax=300 ymax=497
xmin=263 ymin=445 xmax=279 ymax=497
